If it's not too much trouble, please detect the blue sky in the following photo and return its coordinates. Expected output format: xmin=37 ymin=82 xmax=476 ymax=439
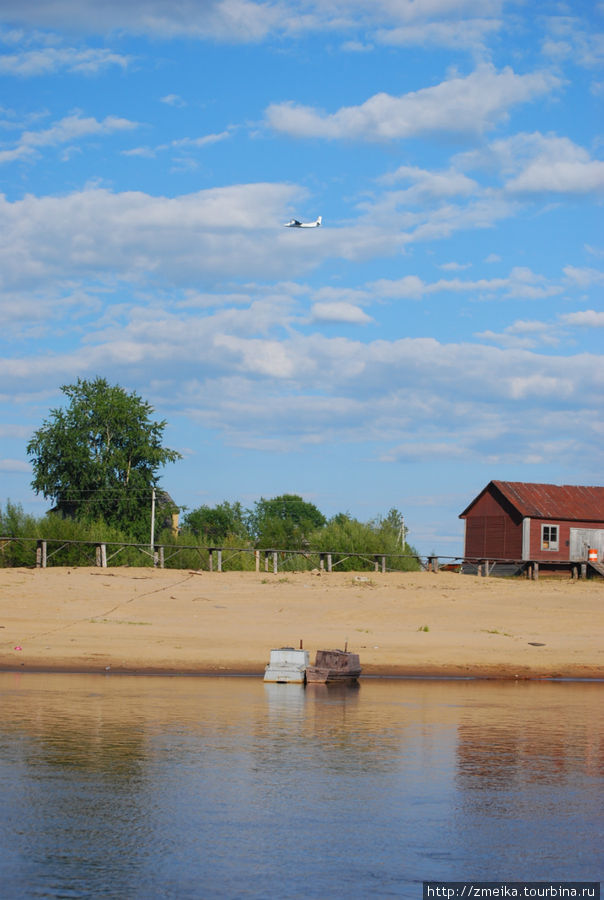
xmin=1 ymin=0 xmax=602 ymax=556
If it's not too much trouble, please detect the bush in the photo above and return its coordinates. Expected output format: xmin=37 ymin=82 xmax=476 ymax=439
xmin=308 ymin=513 xmax=420 ymax=572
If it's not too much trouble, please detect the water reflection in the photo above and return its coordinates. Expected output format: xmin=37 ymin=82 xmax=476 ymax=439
xmin=0 ymin=674 xmax=602 ymax=898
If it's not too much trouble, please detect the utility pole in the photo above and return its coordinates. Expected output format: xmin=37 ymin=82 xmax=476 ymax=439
xmin=150 ymin=487 xmax=156 ymax=556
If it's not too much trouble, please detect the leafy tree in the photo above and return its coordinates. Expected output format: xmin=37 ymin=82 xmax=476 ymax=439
xmin=308 ymin=510 xmax=420 ymax=571
xmin=27 ymin=377 xmax=181 ymax=540
xmin=183 ymin=501 xmax=248 ymax=545
xmin=249 ymin=493 xmax=326 ymax=548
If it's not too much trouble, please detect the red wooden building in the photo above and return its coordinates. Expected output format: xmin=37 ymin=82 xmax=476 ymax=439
xmin=459 ymin=481 xmax=604 ymax=571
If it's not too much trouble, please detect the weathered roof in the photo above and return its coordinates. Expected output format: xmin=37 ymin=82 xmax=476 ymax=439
xmin=460 ymin=481 xmax=604 ymax=521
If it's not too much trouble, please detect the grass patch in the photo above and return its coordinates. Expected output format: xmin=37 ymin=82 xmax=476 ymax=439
xmin=417 ymin=625 xmax=430 ymax=632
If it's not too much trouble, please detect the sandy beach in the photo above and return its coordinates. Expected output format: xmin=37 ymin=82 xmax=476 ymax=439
xmin=0 ymin=567 xmax=602 ymax=679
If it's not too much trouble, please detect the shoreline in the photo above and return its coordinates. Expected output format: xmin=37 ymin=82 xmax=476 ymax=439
xmin=0 ymin=663 xmax=604 ymax=683
xmin=1 ymin=567 xmax=602 ymax=682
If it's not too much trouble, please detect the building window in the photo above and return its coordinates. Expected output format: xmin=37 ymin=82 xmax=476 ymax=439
xmin=541 ymin=524 xmax=559 ymax=551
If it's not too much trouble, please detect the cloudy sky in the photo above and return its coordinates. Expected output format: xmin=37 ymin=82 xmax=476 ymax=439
xmin=1 ymin=0 xmax=602 ymax=556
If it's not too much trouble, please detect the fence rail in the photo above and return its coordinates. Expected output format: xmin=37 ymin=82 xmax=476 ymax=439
xmin=0 ymin=536 xmax=597 ymax=579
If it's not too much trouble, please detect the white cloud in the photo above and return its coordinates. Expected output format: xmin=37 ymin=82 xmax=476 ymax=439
xmin=369 ymin=267 xmax=562 ymax=301
xmin=169 ymin=130 xmax=234 ymax=149
xmin=0 ymin=0 xmax=506 ymax=45
xmin=0 ymin=0 xmax=286 ymax=42
xmin=160 ymin=94 xmax=187 ymax=107
xmin=375 ymin=18 xmax=501 ymax=51
xmin=507 ymin=157 xmax=604 ymax=194
xmin=541 ymin=15 xmax=604 ymax=69
xmin=380 ymin=165 xmax=478 ymax=198
xmin=440 ymin=261 xmax=472 ymax=271
xmin=476 ymin=319 xmax=559 ymax=349
xmin=560 ymin=310 xmax=604 ymax=327
xmin=311 ymin=302 xmax=373 ymax=325
xmin=1 ymin=113 xmax=139 ymax=165
xmin=0 ymin=46 xmax=130 ymax=76
xmin=265 ymin=65 xmax=560 ymax=141
xmin=121 ymin=129 xmax=236 ymax=162
xmin=457 ymin=132 xmax=604 ymax=195
xmin=0 ymin=276 xmax=600 ymax=470
xmin=0 ymin=184 xmax=332 ymax=291
xmin=563 ymin=266 xmax=604 ymax=287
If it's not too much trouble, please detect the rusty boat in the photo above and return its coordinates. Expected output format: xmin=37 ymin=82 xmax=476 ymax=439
xmin=305 ymin=647 xmax=362 ymax=684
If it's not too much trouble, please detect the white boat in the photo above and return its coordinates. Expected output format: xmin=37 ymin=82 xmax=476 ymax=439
xmin=263 ymin=647 xmax=309 ymax=683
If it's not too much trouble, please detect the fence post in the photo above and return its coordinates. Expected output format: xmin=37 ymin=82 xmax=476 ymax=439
xmin=217 ymin=549 xmax=222 ymax=573
xmin=380 ymin=555 xmax=386 ymax=574
xmin=255 ymin=549 xmax=260 ymax=573
xmin=320 ymin=553 xmax=325 ymax=571
xmin=327 ymin=553 xmax=332 ymax=572
xmin=159 ymin=546 xmax=165 ymax=569
xmin=374 ymin=556 xmax=379 ymax=573
xmin=96 ymin=544 xmax=101 ymax=567
xmin=264 ymin=551 xmax=269 ymax=572
xmin=101 ymin=544 xmax=107 ymax=568
xmin=272 ymin=551 xmax=278 ymax=574
xmin=153 ymin=547 xmax=159 ymax=568
xmin=209 ymin=549 xmax=214 ymax=572
xmin=35 ymin=540 xmax=47 ymax=568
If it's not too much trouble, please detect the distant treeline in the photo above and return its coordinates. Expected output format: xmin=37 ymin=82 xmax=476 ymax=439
xmin=0 ymin=496 xmax=420 ymax=572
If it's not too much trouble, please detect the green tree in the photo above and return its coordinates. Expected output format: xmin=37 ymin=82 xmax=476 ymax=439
xmin=183 ymin=501 xmax=248 ymax=544
xmin=27 ymin=377 xmax=181 ymax=540
xmin=249 ymin=494 xmax=326 ymax=548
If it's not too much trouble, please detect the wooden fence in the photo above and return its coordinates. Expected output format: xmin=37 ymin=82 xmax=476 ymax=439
xmin=0 ymin=536 xmax=596 ymax=578
xmin=0 ymin=535 xmax=429 ymax=573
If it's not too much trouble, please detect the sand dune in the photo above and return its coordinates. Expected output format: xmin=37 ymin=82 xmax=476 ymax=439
xmin=0 ymin=567 xmax=602 ymax=679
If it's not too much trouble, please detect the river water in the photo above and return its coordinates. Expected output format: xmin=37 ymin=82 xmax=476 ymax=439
xmin=0 ymin=674 xmax=601 ymax=899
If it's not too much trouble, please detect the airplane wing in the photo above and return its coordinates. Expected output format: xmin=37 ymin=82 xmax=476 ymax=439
xmin=284 ymin=219 xmax=302 ymax=227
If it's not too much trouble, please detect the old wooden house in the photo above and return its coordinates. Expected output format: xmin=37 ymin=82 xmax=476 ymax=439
xmin=459 ymin=481 xmax=604 ymax=574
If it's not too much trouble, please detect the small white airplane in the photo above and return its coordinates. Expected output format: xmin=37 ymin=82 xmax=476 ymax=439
xmin=284 ymin=215 xmax=322 ymax=228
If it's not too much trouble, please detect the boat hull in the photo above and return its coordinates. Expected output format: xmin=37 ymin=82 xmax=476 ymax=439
xmin=305 ymin=667 xmax=361 ymax=684
xmin=263 ymin=647 xmax=309 ymax=684
xmin=306 ymin=649 xmax=362 ymax=684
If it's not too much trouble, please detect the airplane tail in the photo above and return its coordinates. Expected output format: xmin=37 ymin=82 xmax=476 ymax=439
xmin=316 ymin=216 xmax=322 ymax=226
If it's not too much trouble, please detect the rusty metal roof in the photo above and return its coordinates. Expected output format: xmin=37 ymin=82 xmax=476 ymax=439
xmin=461 ymin=481 xmax=604 ymax=521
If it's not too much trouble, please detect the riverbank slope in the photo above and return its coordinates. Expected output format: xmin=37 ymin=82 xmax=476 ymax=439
xmin=0 ymin=568 xmax=601 ymax=678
